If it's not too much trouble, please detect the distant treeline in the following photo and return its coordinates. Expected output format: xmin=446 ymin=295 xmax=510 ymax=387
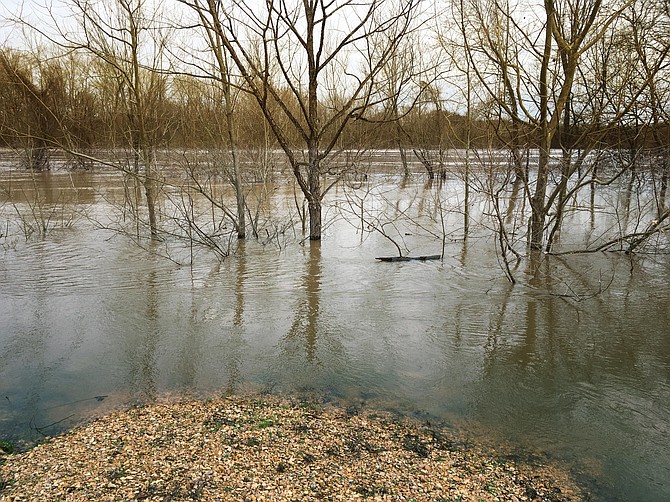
xmin=1 ymin=48 xmax=668 ymax=159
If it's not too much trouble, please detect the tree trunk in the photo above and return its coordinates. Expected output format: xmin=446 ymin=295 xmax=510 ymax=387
xmin=143 ymin=148 xmax=158 ymax=237
xmin=530 ymin=5 xmax=554 ymax=251
xmin=226 ymin=109 xmax=245 ymax=239
xmin=308 ymin=197 xmax=322 ymax=240
xmin=234 ymin=165 xmax=246 ymax=239
xmin=307 ymin=151 xmax=322 ymax=240
xmin=530 ymin=140 xmax=550 ymax=250
xmin=398 ymin=139 xmax=410 ymax=177
xmin=658 ymin=151 xmax=669 ymax=217
xmin=545 ymin=97 xmax=573 ymax=252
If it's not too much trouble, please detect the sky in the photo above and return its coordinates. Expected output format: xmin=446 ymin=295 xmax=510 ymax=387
xmin=1 ymin=0 xmax=90 ymax=49
xmin=2 ymin=0 xmax=45 ymax=46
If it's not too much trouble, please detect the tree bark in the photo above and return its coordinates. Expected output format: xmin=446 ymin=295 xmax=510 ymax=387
xmin=308 ymin=197 xmax=322 ymax=241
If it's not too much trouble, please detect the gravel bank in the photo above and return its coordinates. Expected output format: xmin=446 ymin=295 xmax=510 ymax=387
xmin=0 ymin=394 xmax=586 ymax=501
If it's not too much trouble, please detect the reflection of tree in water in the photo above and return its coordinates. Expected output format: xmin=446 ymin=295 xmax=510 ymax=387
xmin=274 ymin=242 xmax=348 ymax=393
xmin=449 ymin=239 xmax=471 ymax=351
xmin=224 ymin=243 xmax=247 ymax=393
xmin=472 ymin=251 xmax=670 ymax=500
xmin=176 ymin=246 xmax=247 ymax=394
xmin=478 ymin=251 xmax=670 ymax=408
xmin=484 ymin=253 xmax=579 ymax=375
xmin=175 ymin=278 xmax=200 ymax=389
xmin=125 ymin=268 xmax=159 ymax=401
xmin=6 ymin=259 xmax=85 ymax=438
xmin=233 ymin=242 xmax=246 ymax=328
xmin=284 ymin=241 xmax=322 ymax=364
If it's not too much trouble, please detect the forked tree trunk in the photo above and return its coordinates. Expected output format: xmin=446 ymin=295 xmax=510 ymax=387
xmin=530 ymin=141 xmax=551 ymax=251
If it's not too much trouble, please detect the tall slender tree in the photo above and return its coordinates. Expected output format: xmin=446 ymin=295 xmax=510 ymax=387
xmin=35 ymin=0 xmax=172 ymax=236
xmin=175 ymin=0 xmax=247 ymax=238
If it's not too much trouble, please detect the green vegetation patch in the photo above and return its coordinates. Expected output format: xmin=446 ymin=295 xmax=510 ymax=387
xmin=0 ymin=441 xmax=14 ymax=455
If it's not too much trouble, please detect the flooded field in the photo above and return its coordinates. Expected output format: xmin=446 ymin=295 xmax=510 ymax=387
xmin=1 ymin=151 xmax=669 ymax=500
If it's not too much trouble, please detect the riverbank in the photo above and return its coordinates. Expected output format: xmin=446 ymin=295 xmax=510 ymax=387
xmin=0 ymin=394 xmax=586 ymax=501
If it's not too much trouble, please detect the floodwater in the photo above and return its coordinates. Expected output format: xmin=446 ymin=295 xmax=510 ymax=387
xmin=1 ymin=158 xmax=669 ymax=500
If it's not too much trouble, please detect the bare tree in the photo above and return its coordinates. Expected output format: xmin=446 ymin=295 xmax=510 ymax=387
xmin=0 ymin=49 xmax=59 ymax=169
xmin=620 ymin=0 xmax=670 ymax=216
xmin=459 ymin=0 xmax=640 ymax=251
xmin=179 ymin=0 xmax=422 ymax=241
xmin=30 ymin=0 xmax=172 ymax=237
xmin=370 ymin=32 xmax=425 ymax=177
xmin=173 ymin=0 xmax=247 ymax=239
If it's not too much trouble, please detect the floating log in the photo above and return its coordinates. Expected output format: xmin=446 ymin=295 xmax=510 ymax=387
xmin=376 ymin=254 xmax=441 ymax=262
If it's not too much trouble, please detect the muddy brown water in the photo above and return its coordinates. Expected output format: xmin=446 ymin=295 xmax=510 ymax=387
xmin=0 ymin=159 xmax=669 ymax=500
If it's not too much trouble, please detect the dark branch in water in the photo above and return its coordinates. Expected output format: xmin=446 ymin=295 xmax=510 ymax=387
xmin=548 ymin=208 xmax=670 ymax=256
xmin=30 ymin=414 xmax=76 ymax=436
xmin=43 ymin=395 xmax=109 ymax=410
xmin=376 ymin=254 xmax=441 ymax=262
xmin=28 ymin=395 xmax=110 ymax=436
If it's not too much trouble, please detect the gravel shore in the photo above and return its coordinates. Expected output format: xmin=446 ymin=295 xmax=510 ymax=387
xmin=0 ymin=394 xmax=586 ymax=501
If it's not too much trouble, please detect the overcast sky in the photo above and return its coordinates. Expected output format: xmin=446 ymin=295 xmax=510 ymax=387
xmin=2 ymin=0 xmax=37 ymax=45
xmin=1 ymin=0 xmax=74 ymax=47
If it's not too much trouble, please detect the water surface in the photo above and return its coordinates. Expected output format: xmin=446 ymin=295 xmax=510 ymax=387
xmin=1 ymin=164 xmax=669 ymax=500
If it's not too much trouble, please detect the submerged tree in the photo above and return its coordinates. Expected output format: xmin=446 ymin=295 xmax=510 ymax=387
xmin=179 ymin=0 xmax=422 ymax=240
xmin=0 ymin=49 xmax=60 ymax=169
xmin=458 ymin=0 xmax=645 ymax=251
xmin=28 ymin=0 xmax=173 ymax=236
xmin=174 ymin=0 xmax=247 ymax=239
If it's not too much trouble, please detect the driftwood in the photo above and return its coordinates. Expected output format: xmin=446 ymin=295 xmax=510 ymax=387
xmin=376 ymin=254 xmax=441 ymax=262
